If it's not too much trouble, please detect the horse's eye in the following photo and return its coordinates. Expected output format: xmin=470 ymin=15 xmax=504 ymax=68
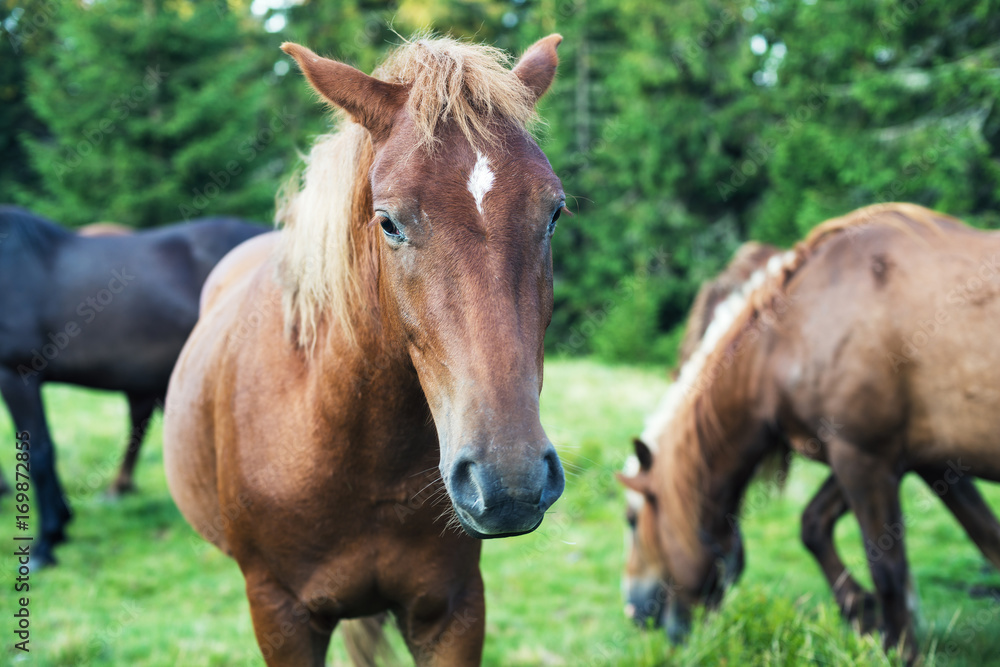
xmin=547 ymin=205 xmax=562 ymax=236
xmin=379 ymin=216 xmax=404 ymax=242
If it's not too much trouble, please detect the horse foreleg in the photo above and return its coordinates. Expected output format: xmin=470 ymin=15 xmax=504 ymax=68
xmin=916 ymin=466 xmax=1000 ymax=572
xmin=801 ymin=474 xmax=879 ymax=631
xmin=0 ymin=463 xmax=10 ymax=500
xmin=400 ymin=571 xmax=485 ymax=666
xmin=245 ymin=570 xmax=332 ymax=667
xmin=830 ymin=444 xmax=917 ymax=662
xmin=109 ymin=393 xmax=159 ymax=495
xmin=0 ymin=375 xmax=72 ymax=567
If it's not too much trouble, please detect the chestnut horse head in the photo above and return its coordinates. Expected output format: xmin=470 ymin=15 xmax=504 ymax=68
xmin=280 ymin=35 xmax=566 ymax=538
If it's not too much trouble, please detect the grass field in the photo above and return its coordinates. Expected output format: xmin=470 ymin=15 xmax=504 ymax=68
xmin=2 ymin=358 xmax=1000 ymax=666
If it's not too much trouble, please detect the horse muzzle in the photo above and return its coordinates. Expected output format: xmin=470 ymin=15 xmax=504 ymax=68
xmin=444 ymin=442 xmax=564 ymax=538
xmin=624 ymin=577 xmax=667 ymax=630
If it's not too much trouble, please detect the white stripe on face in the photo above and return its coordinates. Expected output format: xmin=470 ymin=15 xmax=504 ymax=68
xmin=467 ymin=151 xmax=495 ymax=215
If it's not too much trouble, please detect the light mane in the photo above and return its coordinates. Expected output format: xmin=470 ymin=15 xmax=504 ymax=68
xmin=675 ymin=242 xmax=781 ymax=367
xmin=275 ymin=35 xmax=539 ymax=349
xmin=376 ymin=34 xmax=537 ymax=151
xmin=646 ymin=202 xmax=962 ymax=559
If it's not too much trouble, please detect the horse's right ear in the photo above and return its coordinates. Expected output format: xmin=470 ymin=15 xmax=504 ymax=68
xmin=281 ymin=43 xmax=408 ymax=143
xmin=633 ymin=437 xmax=654 ymax=471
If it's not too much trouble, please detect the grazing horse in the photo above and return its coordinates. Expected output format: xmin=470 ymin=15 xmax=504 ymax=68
xmin=622 ymin=239 xmax=1000 ymax=635
xmin=0 ymin=206 xmax=265 ymax=566
xmin=617 ymin=203 xmax=1000 ymax=661
xmin=164 ymin=35 xmax=566 ymax=666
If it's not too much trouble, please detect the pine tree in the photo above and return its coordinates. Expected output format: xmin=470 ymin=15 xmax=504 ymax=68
xmin=21 ymin=0 xmax=288 ymax=227
xmin=0 ymin=0 xmax=57 ymax=204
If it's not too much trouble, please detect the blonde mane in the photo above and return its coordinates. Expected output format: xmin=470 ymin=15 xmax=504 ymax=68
xmin=649 ymin=203 xmax=962 ymax=559
xmin=275 ymin=35 xmax=539 ymax=349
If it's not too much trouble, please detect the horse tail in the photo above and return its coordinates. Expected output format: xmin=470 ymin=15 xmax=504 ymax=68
xmin=341 ymin=614 xmax=399 ymax=667
xmin=756 ymin=436 xmax=793 ymax=494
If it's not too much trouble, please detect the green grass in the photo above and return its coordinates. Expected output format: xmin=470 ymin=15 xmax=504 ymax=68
xmin=2 ymin=358 xmax=1000 ymax=665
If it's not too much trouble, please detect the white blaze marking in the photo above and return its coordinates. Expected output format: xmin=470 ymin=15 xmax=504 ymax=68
xmin=467 ymin=151 xmax=494 ymax=215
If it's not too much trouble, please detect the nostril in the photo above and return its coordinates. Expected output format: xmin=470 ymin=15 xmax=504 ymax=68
xmin=539 ymin=446 xmax=565 ymax=510
xmin=449 ymin=457 xmax=482 ymax=513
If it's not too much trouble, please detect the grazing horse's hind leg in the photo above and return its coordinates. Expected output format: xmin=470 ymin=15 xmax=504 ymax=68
xmin=109 ymin=393 xmax=160 ymax=495
xmin=0 ymin=375 xmax=72 ymax=567
xmin=801 ymin=474 xmax=879 ymax=631
xmin=915 ymin=466 xmax=1000 ymax=572
xmin=829 ymin=443 xmax=917 ymax=662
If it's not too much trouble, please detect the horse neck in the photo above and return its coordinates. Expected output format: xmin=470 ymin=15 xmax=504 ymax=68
xmin=663 ymin=324 xmax=775 ymax=579
xmin=313 ymin=234 xmax=440 ymax=480
xmin=6 ymin=211 xmax=71 ymax=262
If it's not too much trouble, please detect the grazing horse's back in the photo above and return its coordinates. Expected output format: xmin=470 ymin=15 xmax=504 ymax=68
xmin=780 ymin=216 xmax=1000 ymax=475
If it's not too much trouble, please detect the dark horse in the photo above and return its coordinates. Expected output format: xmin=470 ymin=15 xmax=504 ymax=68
xmin=0 ymin=205 xmax=265 ymax=566
xmin=165 ymin=34 xmax=566 ymax=665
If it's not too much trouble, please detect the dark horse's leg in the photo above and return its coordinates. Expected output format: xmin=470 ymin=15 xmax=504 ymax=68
xmin=915 ymin=466 xmax=1000 ymax=569
xmin=804 ymin=468 xmax=1000 ymax=632
xmin=0 ymin=373 xmax=72 ymax=567
xmin=801 ymin=474 xmax=879 ymax=631
xmin=829 ymin=442 xmax=917 ymax=662
xmin=0 ymin=463 xmax=9 ymax=500
xmin=109 ymin=393 xmax=160 ymax=495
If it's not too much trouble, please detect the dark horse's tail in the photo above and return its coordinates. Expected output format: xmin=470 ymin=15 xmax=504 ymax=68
xmin=342 ymin=615 xmax=399 ymax=666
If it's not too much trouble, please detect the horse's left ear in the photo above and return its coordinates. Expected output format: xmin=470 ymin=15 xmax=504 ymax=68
xmin=281 ymin=42 xmax=408 ymax=143
xmin=615 ymin=471 xmax=647 ymax=495
xmin=513 ymin=34 xmax=562 ymax=102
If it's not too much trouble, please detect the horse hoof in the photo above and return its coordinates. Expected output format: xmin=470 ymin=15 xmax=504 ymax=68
xmin=107 ymin=480 xmax=138 ymax=497
xmin=28 ymin=552 xmax=57 ymax=570
xmin=843 ymin=592 xmax=879 ymax=633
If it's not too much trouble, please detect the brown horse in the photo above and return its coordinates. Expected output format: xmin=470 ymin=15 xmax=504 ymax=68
xmin=164 ymin=34 xmax=566 ymax=666
xmin=618 ymin=203 xmax=1000 ymax=661
xmin=77 ymin=222 xmax=132 ymax=237
xmin=623 ymin=239 xmax=1000 ymax=636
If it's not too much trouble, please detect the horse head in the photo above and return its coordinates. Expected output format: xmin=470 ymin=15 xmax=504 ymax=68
xmin=283 ymin=35 xmax=567 ymax=538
